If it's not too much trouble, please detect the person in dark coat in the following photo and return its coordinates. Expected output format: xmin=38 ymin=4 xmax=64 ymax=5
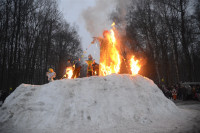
xmin=177 ymin=84 xmax=183 ymax=100
xmin=72 ymin=58 xmax=82 ymax=78
xmin=63 ymin=59 xmax=73 ymax=79
xmin=182 ymin=85 xmax=187 ymax=100
xmin=92 ymin=61 xmax=99 ymax=76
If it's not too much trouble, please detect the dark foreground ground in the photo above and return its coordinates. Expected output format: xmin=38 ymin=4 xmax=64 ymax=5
xmin=175 ymin=100 xmax=200 ymax=110
xmin=173 ymin=100 xmax=200 ymax=133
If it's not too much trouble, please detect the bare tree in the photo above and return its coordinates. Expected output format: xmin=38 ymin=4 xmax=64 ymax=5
xmin=0 ymin=0 xmax=82 ymax=101
xmin=111 ymin=0 xmax=200 ymax=85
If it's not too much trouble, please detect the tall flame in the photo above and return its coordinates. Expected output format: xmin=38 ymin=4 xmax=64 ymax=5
xmin=130 ymin=56 xmax=141 ymax=75
xmin=98 ymin=22 xmax=141 ymax=76
xmin=100 ymin=22 xmax=121 ymax=76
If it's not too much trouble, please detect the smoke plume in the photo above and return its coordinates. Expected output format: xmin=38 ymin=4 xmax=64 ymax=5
xmin=82 ymin=0 xmax=131 ymax=37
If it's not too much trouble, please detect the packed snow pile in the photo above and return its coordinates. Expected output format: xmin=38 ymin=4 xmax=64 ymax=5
xmin=0 ymin=74 xmax=191 ymax=133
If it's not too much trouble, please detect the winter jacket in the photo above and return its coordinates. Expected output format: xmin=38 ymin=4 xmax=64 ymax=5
xmin=46 ymin=72 xmax=56 ymax=82
xmin=86 ymin=60 xmax=94 ymax=72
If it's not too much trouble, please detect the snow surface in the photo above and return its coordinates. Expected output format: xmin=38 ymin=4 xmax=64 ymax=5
xmin=0 ymin=74 xmax=199 ymax=133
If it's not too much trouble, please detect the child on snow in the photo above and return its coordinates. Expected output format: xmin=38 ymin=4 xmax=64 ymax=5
xmin=46 ymin=68 xmax=56 ymax=82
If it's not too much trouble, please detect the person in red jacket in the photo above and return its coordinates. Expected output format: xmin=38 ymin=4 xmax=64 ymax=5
xmin=172 ymin=87 xmax=177 ymax=100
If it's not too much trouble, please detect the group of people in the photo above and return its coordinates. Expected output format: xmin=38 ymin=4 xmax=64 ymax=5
xmin=160 ymin=84 xmax=187 ymax=101
xmin=46 ymin=29 xmax=114 ymax=82
xmin=160 ymin=84 xmax=200 ymax=101
xmin=63 ymin=58 xmax=82 ymax=79
xmin=46 ymin=54 xmax=99 ymax=82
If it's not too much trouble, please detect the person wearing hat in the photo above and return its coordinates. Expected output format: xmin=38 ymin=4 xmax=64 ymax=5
xmin=46 ymin=68 xmax=56 ymax=82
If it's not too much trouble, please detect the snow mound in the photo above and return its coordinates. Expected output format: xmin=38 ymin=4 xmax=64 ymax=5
xmin=0 ymin=74 xmax=186 ymax=133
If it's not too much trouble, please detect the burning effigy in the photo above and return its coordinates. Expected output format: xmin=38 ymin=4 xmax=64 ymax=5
xmin=92 ymin=23 xmax=141 ymax=76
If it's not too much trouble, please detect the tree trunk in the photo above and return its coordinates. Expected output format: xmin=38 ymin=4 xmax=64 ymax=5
xmin=180 ymin=0 xmax=192 ymax=81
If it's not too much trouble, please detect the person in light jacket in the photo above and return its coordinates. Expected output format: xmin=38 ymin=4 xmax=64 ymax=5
xmin=46 ymin=68 xmax=56 ymax=82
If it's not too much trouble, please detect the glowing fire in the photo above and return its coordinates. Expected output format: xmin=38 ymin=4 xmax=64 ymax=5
xmin=100 ymin=22 xmax=121 ymax=76
xmin=65 ymin=67 xmax=73 ymax=79
xmin=96 ymin=22 xmax=141 ymax=76
xmin=130 ymin=56 xmax=141 ymax=75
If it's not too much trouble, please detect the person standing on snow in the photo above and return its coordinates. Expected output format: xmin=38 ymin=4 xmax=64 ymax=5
xmin=92 ymin=61 xmax=99 ymax=76
xmin=85 ymin=54 xmax=95 ymax=77
xmin=72 ymin=58 xmax=82 ymax=78
xmin=63 ymin=59 xmax=73 ymax=79
xmin=66 ymin=59 xmax=72 ymax=68
xmin=46 ymin=68 xmax=56 ymax=82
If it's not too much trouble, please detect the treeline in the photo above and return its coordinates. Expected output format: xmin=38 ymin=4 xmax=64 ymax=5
xmin=112 ymin=0 xmax=200 ymax=85
xmin=0 ymin=0 xmax=82 ymax=100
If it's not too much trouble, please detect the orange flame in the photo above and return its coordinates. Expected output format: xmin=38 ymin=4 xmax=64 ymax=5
xmin=100 ymin=22 xmax=121 ymax=76
xmin=130 ymin=56 xmax=141 ymax=75
xmin=98 ymin=22 xmax=142 ymax=76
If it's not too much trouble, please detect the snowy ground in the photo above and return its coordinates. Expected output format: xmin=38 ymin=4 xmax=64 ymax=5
xmin=0 ymin=74 xmax=200 ymax=133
